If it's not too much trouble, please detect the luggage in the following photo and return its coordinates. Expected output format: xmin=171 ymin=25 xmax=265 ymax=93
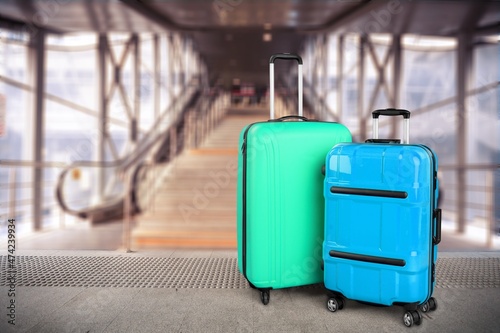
xmin=323 ymin=109 xmax=441 ymax=327
xmin=236 ymin=53 xmax=352 ymax=305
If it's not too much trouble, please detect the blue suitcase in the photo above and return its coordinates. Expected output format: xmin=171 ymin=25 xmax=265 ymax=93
xmin=323 ymin=109 xmax=441 ymax=327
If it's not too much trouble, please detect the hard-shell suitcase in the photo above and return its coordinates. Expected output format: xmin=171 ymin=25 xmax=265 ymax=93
xmin=323 ymin=109 xmax=441 ymax=327
xmin=237 ymin=53 xmax=352 ymax=305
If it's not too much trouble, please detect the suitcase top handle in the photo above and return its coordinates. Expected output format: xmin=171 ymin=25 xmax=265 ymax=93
xmin=269 ymin=53 xmax=303 ymax=120
xmin=372 ymin=109 xmax=410 ymax=119
xmin=269 ymin=53 xmax=303 ymax=64
xmin=372 ymin=108 xmax=411 ymax=144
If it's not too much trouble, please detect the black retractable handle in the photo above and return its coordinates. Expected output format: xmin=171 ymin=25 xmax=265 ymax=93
xmin=371 ymin=108 xmax=411 ymax=144
xmin=269 ymin=53 xmax=303 ymax=119
xmin=372 ymin=108 xmax=410 ymax=119
xmin=269 ymin=53 xmax=303 ymax=64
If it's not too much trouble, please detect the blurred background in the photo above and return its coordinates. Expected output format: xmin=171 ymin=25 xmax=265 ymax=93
xmin=0 ymin=0 xmax=498 ymax=251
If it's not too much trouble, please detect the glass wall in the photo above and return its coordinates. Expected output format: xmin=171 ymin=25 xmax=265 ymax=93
xmin=0 ymin=28 xmax=203 ymax=233
xmin=302 ymin=32 xmax=499 ymax=246
xmin=0 ymin=30 xmax=30 ymax=232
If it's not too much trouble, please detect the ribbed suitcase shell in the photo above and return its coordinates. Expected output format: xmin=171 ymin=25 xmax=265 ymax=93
xmin=237 ymin=121 xmax=351 ymax=291
xmin=323 ymin=142 xmax=439 ymax=306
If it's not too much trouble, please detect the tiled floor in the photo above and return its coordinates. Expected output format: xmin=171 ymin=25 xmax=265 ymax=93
xmin=1 ymin=211 xmax=498 ymax=332
xmin=0 ymin=251 xmax=499 ymax=333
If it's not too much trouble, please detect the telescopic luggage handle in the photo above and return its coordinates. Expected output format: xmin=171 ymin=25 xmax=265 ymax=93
xmin=269 ymin=53 xmax=303 ymax=120
xmin=372 ymin=108 xmax=411 ymax=144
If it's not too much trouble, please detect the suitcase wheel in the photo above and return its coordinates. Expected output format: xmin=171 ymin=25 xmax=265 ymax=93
xmin=403 ymin=310 xmax=421 ymax=327
xmin=326 ymin=296 xmax=344 ymax=313
xmin=420 ymin=297 xmax=437 ymax=313
xmin=260 ymin=290 xmax=270 ymax=305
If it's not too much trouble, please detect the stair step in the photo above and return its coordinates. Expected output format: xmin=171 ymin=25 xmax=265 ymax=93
xmin=132 ymin=113 xmax=260 ymax=249
xmin=132 ymin=230 xmax=236 ymax=249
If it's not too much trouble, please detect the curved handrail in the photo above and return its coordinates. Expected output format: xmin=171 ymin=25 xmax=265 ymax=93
xmin=55 ymin=160 xmax=124 ymax=219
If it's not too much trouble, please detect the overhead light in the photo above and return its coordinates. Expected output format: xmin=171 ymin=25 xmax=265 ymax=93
xmin=263 ymin=33 xmax=272 ymax=42
xmin=403 ymin=35 xmax=457 ymax=48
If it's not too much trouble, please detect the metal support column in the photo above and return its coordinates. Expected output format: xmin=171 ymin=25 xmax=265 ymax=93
xmin=168 ymin=33 xmax=177 ymax=96
xmin=337 ymin=35 xmax=344 ymax=121
xmin=456 ymin=33 xmax=472 ymax=233
xmin=322 ymin=34 xmax=329 ymax=118
xmin=312 ymin=37 xmax=319 ymax=95
xmin=132 ymin=34 xmax=140 ymax=144
xmin=153 ymin=34 xmax=160 ymax=121
xmin=182 ymin=36 xmax=188 ymax=87
xmin=96 ymin=34 xmax=108 ymax=200
xmin=28 ymin=30 xmax=46 ymax=231
xmin=358 ymin=34 xmax=366 ymax=141
xmin=391 ymin=34 xmax=402 ymax=138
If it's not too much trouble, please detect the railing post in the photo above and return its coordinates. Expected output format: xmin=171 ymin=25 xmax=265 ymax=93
xmin=123 ymin=170 xmax=133 ymax=253
xmin=59 ymin=205 xmax=65 ymax=229
xmin=170 ymin=127 xmax=177 ymax=161
xmin=150 ymin=162 xmax=156 ymax=213
xmin=8 ymin=168 xmax=16 ymax=220
xmin=487 ymin=170 xmax=494 ymax=249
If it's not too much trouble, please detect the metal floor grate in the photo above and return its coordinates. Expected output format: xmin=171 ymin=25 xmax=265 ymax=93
xmin=0 ymin=256 xmax=248 ymax=289
xmin=1 ymin=256 xmax=499 ymax=289
xmin=436 ymin=257 xmax=500 ymax=288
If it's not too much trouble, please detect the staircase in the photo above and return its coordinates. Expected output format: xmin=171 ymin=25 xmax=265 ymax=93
xmin=132 ymin=106 xmax=267 ymax=249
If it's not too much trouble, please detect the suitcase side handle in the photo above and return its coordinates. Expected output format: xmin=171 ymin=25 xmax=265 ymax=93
xmin=269 ymin=53 xmax=303 ymax=120
xmin=433 ymin=208 xmax=442 ymax=245
xmin=371 ymin=108 xmax=411 ymax=144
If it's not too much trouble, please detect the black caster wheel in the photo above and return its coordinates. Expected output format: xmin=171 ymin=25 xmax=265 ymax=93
xmin=326 ymin=297 xmax=344 ymax=312
xmin=420 ymin=297 xmax=437 ymax=313
xmin=427 ymin=297 xmax=437 ymax=311
xmin=403 ymin=310 xmax=421 ymax=327
xmin=420 ymin=301 xmax=429 ymax=313
xmin=260 ymin=290 xmax=270 ymax=305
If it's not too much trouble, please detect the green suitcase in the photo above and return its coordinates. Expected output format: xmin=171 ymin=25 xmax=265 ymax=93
xmin=236 ymin=54 xmax=352 ymax=304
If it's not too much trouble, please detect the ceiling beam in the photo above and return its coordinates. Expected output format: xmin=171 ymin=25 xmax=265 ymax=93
xmin=118 ymin=0 xmax=183 ymax=32
xmin=305 ymin=0 xmax=385 ymax=33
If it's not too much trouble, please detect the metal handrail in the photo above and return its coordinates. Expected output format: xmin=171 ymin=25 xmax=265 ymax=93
xmin=440 ymin=163 xmax=500 ymax=171
xmin=302 ymin=79 xmax=334 ymax=120
xmin=0 ymin=160 xmax=67 ymax=168
xmin=280 ymin=76 xmax=341 ymax=122
xmin=132 ymin=90 xmax=228 ymax=213
xmin=55 ymin=80 xmax=202 ymax=219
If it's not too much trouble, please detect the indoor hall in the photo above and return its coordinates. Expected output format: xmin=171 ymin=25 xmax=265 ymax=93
xmin=0 ymin=1 xmax=499 ymax=332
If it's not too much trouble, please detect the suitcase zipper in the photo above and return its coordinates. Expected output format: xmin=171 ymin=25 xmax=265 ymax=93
xmin=416 ymin=144 xmax=439 ymax=300
xmin=241 ymin=123 xmax=259 ymax=280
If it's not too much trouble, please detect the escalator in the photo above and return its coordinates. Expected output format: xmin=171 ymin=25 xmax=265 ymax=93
xmin=56 ymin=81 xmax=229 ymax=224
